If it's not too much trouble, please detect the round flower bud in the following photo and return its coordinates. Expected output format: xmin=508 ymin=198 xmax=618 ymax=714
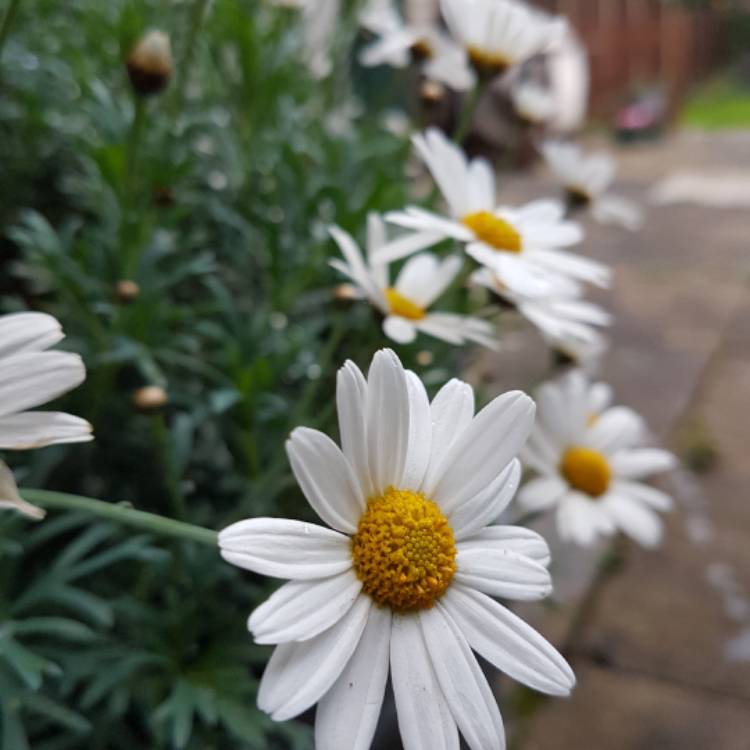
xmin=115 ymin=280 xmax=140 ymax=304
xmin=132 ymin=385 xmax=168 ymax=411
xmin=126 ymin=31 xmax=173 ymax=96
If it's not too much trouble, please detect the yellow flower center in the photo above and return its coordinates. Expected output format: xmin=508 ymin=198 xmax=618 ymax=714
xmin=351 ymin=487 xmax=457 ymax=612
xmin=467 ymin=46 xmax=512 ymax=74
xmin=384 ymin=287 xmax=426 ymax=320
xmin=463 ymin=211 xmax=522 ymax=253
xmin=560 ymin=446 xmax=611 ymax=498
xmin=411 ymin=39 xmax=434 ymax=60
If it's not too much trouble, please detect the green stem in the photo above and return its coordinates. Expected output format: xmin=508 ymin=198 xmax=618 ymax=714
xmin=121 ymin=95 xmax=147 ymax=276
xmin=0 ymin=0 xmax=22 ymax=61
xmin=169 ymin=0 xmax=210 ymax=117
xmin=453 ymin=79 xmax=487 ymax=145
xmin=152 ymin=414 xmax=187 ymax=520
xmin=19 ymin=489 xmax=217 ymax=547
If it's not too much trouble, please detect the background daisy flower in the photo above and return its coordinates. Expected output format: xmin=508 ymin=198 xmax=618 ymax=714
xmin=440 ymin=0 xmax=565 ymax=76
xmin=220 ymin=349 xmax=575 ymax=750
xmin=359 ymin=0 xmax=476 ymax=91
xmin=541 ymin=140 xmax=644 ymax=231
xmin=0 ymin=312 xmax=92 ymax=518
xmin=519 ymin=370 xmax=677 ymax=547
xmin=330 ymin=215 xmax=498 ymax=348
xmin=386 ymin=128 xmax=609 ymax=297
xmin=471 ymin=267 xmax=611 ymax=353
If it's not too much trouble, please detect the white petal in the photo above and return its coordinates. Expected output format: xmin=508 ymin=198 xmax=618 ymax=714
xmin=449 ymin=459 xmax=522 ymax=540
xmin=402 ymin=371 xmax=432 ymax=490
xmin=422 ymin=378 xmax=475 ymax=494
xmin=329 ymin=225 xmax=387 ymax=309
xmin=455 ymin=545 xmax=552 ymax=600
xmin=337 ymin=360 xmax=374 ymax=499
xmin=585 ymin=407 xmax=645 ymax=454
xmin=315 ymin=605 xmax=392 ymax=750
xmin=383 ymin=315 xmax=418 ymax=344
xmin=443 ymin=585 xmax=575 ymax=696
xmin=587 ymin=382 xmax=613 ymax=415
xmin=0 ymin=412 xmax=92 ymax=450
xmin=257 ymin=594 xmax=371 ymax=721
xmin=390 ymin=614 xmax=459 ymax=750
xmin=287 ymin=427 xmax=363 ymax=534
xmin=249 ymin=569 xmax=362 ymax=644
xmin=431 ymin=391 xmax=535 ymax=514
xmin=219 ymin=518 xmax=352 ymax=580
xmin=373 ymin=229 xmax=445 ymax=265
xmin=612 ymin=480 xmax=673 ymax=511
xmin=367 ymin=349 xmax=410 ymax=494
xmin=457 ymin=525 xmax=551 ymax=566
xmin=0 ymin=312 xmax=64 ymax=358
xmin=556 ymin=492 xmax=616 ymax=546
xmin=516 ymin=475 xmax=567 ymax=514
xmin=601 ymin=493 xmax=663 ymax=547
xmin=0 ymin=460 xmax=45 ymax=519
xmin=420 ymin=606 xmax=505 ymax=750
xmin=610 ymin=448 xmax=677 ymax=479
xmin=0 ymin=352 xmax=86 ymax=420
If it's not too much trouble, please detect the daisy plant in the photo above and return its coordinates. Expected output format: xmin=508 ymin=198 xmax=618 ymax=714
xmin=330 ymin=214 xmax=498 ymax=348
xmin=541 ymin=140 xmax=644 ymax=231
xmin=0 ymin=312 xmax=92 ymax=519
xmin=519 ymin=370 xmax=677 ymax=547
xmin=359 ymin=0 xmax=475 ymax=91
xmin=219 ymin=349 xmax=575 ymax=750
xmin=386 ymin=128 xmax=610 ymax=297
xmin=440 ymin=0 xmax=565 ymax=77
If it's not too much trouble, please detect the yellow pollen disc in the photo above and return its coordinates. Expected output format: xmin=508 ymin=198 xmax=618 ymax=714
xmin=560 ymin=446 xmax=611 ymax=498
xmin=463 ymin=211 xmax=522 ymax=253
xmin=351 ymin=487 xmax=457 ymax=612
xmin=467 ymin=46 xmax=512 ymax=74
xmin=384 ymin=287 xmax=426 ymax=321
xmin=411 ymin=39 xmax=434 ymax=60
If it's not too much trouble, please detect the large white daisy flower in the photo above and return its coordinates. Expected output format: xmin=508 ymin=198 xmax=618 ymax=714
xmin=386 ymin=128 xmax=610 ymax=297
xmin=220 ymin=349 xmax=575 ymax=750
xmin=541 ymin=140 xmax=644 ymax=231
xmin=0 ymin=312 xmax=92 ymax=519
xmin=359 ymin=0 xmax=475 ymax=91
xmin=519 ymin=370 xmax=676 ymax=548
xmin=330 ymin=214 xmax=498 ymax=348
xmin=440 ymin=0 xmax=565 ymax=75
xmin=471 ymin=267 xmax=610 ymax=354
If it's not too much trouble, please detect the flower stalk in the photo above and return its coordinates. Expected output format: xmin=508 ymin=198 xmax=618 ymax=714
xmin=20 ymin=489 xmax=218 ymax=546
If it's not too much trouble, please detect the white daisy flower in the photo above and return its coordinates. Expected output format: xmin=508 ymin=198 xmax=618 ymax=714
xmin=330 ymin=214 xmax=498 ymax=348
xmin=386 ymin=128 xmax=610 ymax=297
xmin=0 ymin=312 xmax=92 ymax=519
xmin=519 ymin=370 xmax=677 ymax=548
xmin=511 ymin=80 xmax=556 ymax=126
xmin=471 ymin=267 xmax=610 ymax=353
xmin=440 ymin=0 xmax=565 ymax=76
xmin=541 ymin=140 xmax=644 ymax=231
xmin=220 ymin=349 xmax=575 ymax=750
xmin=359 ymin=0 xmax=475 ymax=91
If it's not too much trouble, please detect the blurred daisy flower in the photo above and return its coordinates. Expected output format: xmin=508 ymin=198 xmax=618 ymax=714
xmin=386 ymin=128 xmax=610 ymax=297
xmin=330 ymin=215 xmax=498 ymax=348
xmin=471 ymin=267 xmax=610 ymax=353
xmin=220 ymin=349 xmax=575 ymax=750
xmin=519 ymin=370 xmax=676 ymax=547
xmin=359 ymin=0 xmax=475 ymax=91
xmin=541 ymin=140 xmax=644 ymax=231
xmin=441 ymin=0 xmax=565 ymax=76
xmin=0 ymin=313 xmax=92 ymax=519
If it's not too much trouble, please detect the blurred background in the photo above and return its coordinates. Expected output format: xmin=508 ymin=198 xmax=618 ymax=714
xmin=0 ymin=0 xmax=749 ymax=748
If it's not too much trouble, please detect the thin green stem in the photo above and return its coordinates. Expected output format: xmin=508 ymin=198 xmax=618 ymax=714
xmin=0 ymin=0 xmax=22 ymax=62
xmin=152 ymin=414 xmax=187 ymax=520
xmin=121 ymin=95 xmax=147 ymax=277
xmin=19 ymin=489 xmax=217 ymax=547
xmin=453 ymin=79 xmax=487 ymax=145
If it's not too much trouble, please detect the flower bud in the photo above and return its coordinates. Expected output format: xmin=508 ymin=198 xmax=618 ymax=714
xmin=126 ymin=30 xmax=173 ymax=96
xmin=332 ymin=283 xmax=359 ymax=302
xmin=115 ymin=280 xmax=140 ymax=304
xmin=132 ymin=385 xmax=169 ymax=411
xmin=419 ymin=80 xmax=446 ymax=104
